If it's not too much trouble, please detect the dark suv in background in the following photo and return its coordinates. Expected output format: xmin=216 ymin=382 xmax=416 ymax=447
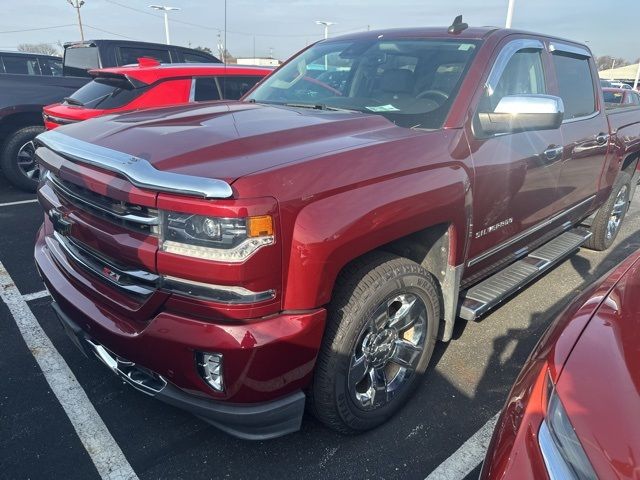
xmin=0 ymin=51 xmax=62 ymax=76
xmin=63 ymin=39 xmax=220 ymax=77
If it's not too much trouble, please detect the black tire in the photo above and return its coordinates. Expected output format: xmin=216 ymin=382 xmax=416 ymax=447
xmin=309 ymin=252 xmax=440 ymax=434
xmin=584 ymin=171 xmax=632 ymax=251
xmin=0 ymin=125 xmax=45 ymax=192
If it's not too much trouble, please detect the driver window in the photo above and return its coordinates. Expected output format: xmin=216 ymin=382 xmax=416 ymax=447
xmin=480 ymin=49 xmax=546 ymax=113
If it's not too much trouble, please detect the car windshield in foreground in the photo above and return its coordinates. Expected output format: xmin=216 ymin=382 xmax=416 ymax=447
xmin=245 ymin=37 xmax=479 ymax=129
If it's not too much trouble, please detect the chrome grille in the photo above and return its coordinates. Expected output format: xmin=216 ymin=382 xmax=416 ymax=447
xmin=46 ymin=171 xmax=159 ymax=234
xmin=52 ymin=231 xmax=158 ymax=299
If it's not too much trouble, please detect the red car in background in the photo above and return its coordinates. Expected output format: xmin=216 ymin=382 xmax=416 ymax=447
xmin=481 ymin=251 xmax=640 ymax=479
xmin=43 ymin=59 xmax=271 ymax=129
xmin=602 ymin=87 xmax=640 ymax=107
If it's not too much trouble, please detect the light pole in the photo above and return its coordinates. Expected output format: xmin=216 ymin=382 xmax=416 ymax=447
xmin=315 ymin=21 xmax=336 ymax=70
xmin=505 ymin=0 xmax=515 ymax=28
xmin=315 ymin=20 xmax=336 ymax=40
xmin=149 ymin=5 xmax=180 ymax=45
xmin=634 ymin=62 xmax=640 ymax=90
xmin=67 ymin=0 xmax=85 ymax=41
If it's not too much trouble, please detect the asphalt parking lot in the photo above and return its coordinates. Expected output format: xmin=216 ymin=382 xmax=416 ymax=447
xmin=2 ymin=172 xmax=639 ymax=480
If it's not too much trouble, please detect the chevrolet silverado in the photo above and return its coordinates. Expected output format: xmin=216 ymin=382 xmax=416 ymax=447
xmin=33 ymin=21 xmax=640 ymax=439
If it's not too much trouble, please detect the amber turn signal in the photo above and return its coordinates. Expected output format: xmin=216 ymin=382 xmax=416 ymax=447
xmin=247 ymin=215 xmax=273 ymax=237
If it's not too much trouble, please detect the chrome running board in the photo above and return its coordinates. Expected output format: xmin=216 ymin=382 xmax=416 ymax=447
xmin=459 ymin=230 xmax=592 ymax=321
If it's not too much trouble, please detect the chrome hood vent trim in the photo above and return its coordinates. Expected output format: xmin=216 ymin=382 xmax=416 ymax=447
xmin=36 ymin=129 xmax=234 ymax=199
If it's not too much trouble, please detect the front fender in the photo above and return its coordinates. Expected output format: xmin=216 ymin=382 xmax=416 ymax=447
xmin=283 ymin=165 xmax=469 ymax=310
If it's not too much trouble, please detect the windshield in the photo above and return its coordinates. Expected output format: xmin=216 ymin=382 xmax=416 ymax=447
xmin=246 ymin=38 xmax=479 ymax=129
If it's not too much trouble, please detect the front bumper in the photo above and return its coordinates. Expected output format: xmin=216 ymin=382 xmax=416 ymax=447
xmin=35 ymin=227 xmax=326 ymax=439
xmin=52 ymin=301 xmax=306 ymax=440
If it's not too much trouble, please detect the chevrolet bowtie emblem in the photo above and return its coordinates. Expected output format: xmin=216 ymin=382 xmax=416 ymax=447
xmin=49 ymin=209 xmax=73 ymax=236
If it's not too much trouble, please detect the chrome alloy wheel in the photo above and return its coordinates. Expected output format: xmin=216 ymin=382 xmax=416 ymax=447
xmin=607 ymin=184 xmax=629 ymax=240
xmin=348 ymin=292 xmax=427 ymax=410
xmin=16 ymin=140 xmax=40 ymax=181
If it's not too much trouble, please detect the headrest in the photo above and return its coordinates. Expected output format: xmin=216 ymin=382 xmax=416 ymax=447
xmin=380 ymin=69 xmax=415 ymax=93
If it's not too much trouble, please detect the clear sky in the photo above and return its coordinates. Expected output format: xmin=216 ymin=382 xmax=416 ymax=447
xmin=1 ymin=0 xmax=638 ymax=62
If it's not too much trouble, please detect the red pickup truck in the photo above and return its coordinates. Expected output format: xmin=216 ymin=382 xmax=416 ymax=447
xmin=33 ymin=22 xmax=640 ymax=440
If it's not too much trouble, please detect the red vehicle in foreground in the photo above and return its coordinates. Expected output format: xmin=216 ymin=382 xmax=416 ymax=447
xmin=481 ymin=251 xmax=640 ymax=479
xmin=42 ymin=60 xmax=271 ymax=129
xmin=33 ymin=20 xmax=640 ymax=440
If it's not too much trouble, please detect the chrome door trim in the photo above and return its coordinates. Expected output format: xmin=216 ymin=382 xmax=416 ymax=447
xmin=467 ymin=195 xmax=595 ymax=267
xmin=36 ymin=129 xmax=233 ymax=199
xmin=562 ymin=110 xmax=601 ymax=124
xmin=188 ymin=78 xmax=196 ymax=102
xmin=485 ymin=38 xmax=545 ymax=96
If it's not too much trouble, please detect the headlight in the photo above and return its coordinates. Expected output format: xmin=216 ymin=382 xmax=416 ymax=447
xmin=539 ymin=387 xmax=597 ymax=480
xmin=160 ymin=211 xmax=274 ymax=262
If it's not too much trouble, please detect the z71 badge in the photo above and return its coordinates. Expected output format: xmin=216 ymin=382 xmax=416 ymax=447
xmin=474 ymin=217 xmax=513 ymax=239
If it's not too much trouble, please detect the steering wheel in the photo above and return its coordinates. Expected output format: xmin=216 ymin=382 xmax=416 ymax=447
xmin=302 ymin=76 xmax=343 ymax=97
xmin=416 ymin=89 xmax=449 ymax=104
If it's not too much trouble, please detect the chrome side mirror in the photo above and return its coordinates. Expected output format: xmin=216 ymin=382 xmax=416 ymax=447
xmin=478 ymin=94 xmax=565 ymax=135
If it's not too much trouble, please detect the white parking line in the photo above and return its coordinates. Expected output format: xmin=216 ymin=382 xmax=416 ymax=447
xmin=0 ymin=262 xmax=138 ymax=480
xmin=22 ymin=289 xmax=50 ymax=301
xmin=425 ymin=413 xmax=499 ymax=480
xmin=0 ymin=198 xmax=39 ymax=207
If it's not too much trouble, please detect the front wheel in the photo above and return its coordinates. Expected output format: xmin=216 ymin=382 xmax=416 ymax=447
xmin=0 ymin=125 xmax=45 ymax=192
xmin=310 ymin=252 xmax=440 ymax=434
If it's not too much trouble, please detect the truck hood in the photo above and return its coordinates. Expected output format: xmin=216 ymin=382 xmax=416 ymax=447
xmin=55 ymin=101 xmax=401 ymax=185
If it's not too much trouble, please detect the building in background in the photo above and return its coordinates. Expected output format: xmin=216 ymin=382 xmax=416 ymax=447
xmin=600 ymin=63 xmax=639 ymax=81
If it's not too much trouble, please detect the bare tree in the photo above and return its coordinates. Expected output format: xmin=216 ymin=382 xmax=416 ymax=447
xmin=595 ymin=55 xmax=631 ymax=71
xmin=17 ymin=43 xmax=60 ymax=56
xmin=194 ymin=46 xmax=213 ymax=54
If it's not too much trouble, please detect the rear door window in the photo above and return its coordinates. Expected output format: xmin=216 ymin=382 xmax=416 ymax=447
xmin=217 ymin=76 xmax=263 ymax=100
xmin=39 ymin=57 xmax=63 ymax=76
xmin=192 ymin=77 xmax=221 ymax=101
xmin=66 ymin=77 xmax=147 ymax=109
xmin=552 ymin=52 xmax=596 ymax=119
xmin=2 ymin=55 xmax=41 ymax=75
xmin=119 ymin=47 xmax=171 ymax=65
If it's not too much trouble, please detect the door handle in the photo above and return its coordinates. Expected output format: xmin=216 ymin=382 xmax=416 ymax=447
xmin=596 ymin=133 xmax=609 ymax=145
xmin=543 ymin=145 xmax=564 ymax=161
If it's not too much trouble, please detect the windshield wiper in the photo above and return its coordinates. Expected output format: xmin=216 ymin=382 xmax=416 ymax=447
xmin=63 ymin=96 xmax=84 ymax=106
xmin=284 ymin=103 xmax=359 ymax=113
